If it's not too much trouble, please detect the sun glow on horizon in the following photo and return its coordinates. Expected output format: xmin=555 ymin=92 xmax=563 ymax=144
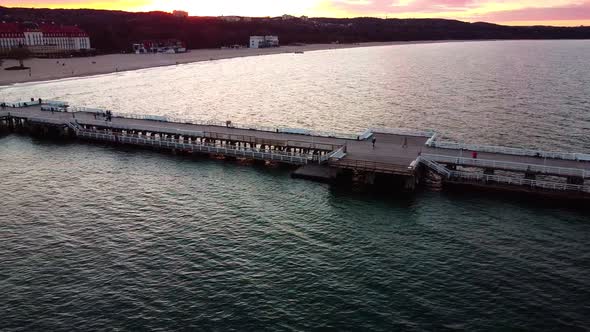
xmin=3 ymin=0 xmax=589 ymax=26
xmin=139 ymin=0 xmax=320 ymax=17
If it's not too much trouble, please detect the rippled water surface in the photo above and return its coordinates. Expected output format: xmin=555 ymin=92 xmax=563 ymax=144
xmin=1 ymin=41 xmax=590 ymax=331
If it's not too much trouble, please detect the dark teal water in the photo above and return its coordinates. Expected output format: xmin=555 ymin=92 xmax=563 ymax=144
xmin=1 ymin=135 xmax=589 ymax=331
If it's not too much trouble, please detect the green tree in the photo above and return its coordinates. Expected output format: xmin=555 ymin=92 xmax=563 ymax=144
xmin=8 ymin=45 xmax=32 ymax=68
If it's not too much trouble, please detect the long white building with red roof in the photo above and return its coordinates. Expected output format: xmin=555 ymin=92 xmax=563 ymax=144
xmin=0 ymin=22 xmax=91 ymax=55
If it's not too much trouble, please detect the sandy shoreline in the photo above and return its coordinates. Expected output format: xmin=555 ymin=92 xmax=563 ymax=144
xmin=0 ymin=41 xmax=460 ymax=86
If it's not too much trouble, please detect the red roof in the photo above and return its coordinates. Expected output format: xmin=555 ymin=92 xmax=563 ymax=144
xmin=0 ymin=23 xmax=21 ymax=33
xmin=0 ymin=23 xmax=24 ymax=37
xmin=40 ymin=24 xmax=87 ymax=36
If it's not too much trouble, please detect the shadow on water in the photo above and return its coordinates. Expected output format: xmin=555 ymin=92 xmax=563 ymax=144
xmin=440 ymin=187 xmax=590 ymax=216
xmin=327 ymin=183 xmax=420 ymax=209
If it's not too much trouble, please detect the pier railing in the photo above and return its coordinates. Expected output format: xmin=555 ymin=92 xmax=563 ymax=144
xmin=422 ymin=153 xmax=589 ymax=178
xmin=69 ymin=106 xmax=108 ymax=115
xmin=319 ymin=145 xmax=347 ymax=164
xmin=80 ymin=119 xmax=206 ymax=138
xmin=110 ymin=112 xmax=358 ymax=140
xmin=80 ymin=119 xmax=338 ymax=151
xmin=417 ymin=157 xmax=451 ymax=178
xmin=76 ymin=129 xmax=312 ymax=165
xmin=449 ymin=171 xmax=589 ymax=193
xmin=371 ymin=127 xmax=435 ymax=138
xmin=417 ymin=155 xmax=588 ymax=193
xmin=430 ymin=140 xmax=590 ymax=162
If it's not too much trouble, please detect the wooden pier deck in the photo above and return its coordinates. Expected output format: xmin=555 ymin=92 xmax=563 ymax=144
xmin=2 ymin=101 xmax=589 ymax=196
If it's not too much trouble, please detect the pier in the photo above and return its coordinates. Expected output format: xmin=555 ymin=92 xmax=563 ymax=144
xmin=1 ymin=100 xmax=589 ymax=199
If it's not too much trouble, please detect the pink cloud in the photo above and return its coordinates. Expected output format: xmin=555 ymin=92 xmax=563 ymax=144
xmin=476 ymin=2 xmax=590 ymax=22
xmin=330 ymin=0 xmax=477 ymax=14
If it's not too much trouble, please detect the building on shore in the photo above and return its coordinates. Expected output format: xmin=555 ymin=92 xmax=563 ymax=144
xmin=0 ymin=22 xmax=91 ymax=57
xmin=249 ymin=36 xmax=279 ymax=48
xmin=173 ymin=10 xmax=189 ymax=18
xmin=132 ymin=39 xmax=187 ymax=54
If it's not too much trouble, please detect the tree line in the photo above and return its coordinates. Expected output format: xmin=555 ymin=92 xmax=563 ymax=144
xmin=1 ymin=6 xmax=589 ymax=53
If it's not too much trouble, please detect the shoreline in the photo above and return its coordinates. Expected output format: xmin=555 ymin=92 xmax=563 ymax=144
xmin=1 ymin=40 xmax=475 ymax=87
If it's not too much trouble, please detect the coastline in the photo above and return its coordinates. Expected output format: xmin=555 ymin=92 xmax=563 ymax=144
xmin=0 ymin=40 xmax=466 ymax=87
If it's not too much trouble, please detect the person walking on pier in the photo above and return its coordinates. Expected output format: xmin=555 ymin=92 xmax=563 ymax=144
xmin=372 ymin=136 xmax=377 ymax=149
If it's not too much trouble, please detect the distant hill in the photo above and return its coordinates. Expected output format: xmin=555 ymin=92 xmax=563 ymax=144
xmin=1 ymin=6 xmax=589 ymax=53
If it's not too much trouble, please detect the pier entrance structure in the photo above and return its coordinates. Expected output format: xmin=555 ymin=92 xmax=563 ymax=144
xmin=2 ymin=100 xmax=589 ymax=198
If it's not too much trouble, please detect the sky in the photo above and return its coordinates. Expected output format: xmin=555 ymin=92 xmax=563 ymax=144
xmin=4 ymin=0 xmax=590 ymax=26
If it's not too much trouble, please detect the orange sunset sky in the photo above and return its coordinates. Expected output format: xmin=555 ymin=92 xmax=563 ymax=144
xmin=3 ymin=0 xmax=590 ymax=26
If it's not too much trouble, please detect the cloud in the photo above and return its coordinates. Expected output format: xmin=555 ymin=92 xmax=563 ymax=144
xmin=474 ymin=1 xmax=590 ymax=22
xmin=316 ymin=0 xmax=590 ymax=25
xmin=325 ymin=0 xmax=478 ymax=14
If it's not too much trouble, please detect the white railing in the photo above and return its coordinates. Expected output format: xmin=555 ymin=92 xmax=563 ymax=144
xmin=77 ymin=130 xmax=312 ymax=165
xmin=417 ymin=156 xmax=451 ymax=178
xmin=425 ymin=133 xmax=439 ymax=147
xmin=45 ymin=100 xmax=69 ymax=107
xmin=330 ymin=146 xmax=347 ymax=160
xmin=358 ymin=129 xmax=373 ymax=140
xmin=80 ymin=119 xmax=206 ymax=138
xmin=69 ymin=106 xmax=108 ymax=114
xmin=308 ymin=129 xmax=358 ymax=140
xmin=431 ymin=140 xmax=589 ymax=162
xmin=66 ymin=120 xmax=83 ymax=132
xmin=319 ymin=145 xmax=346 ymax=164
xmin=422 ymin=153 xmax=589 ymax=178
xmin=449 ymin=171 xmax=589 ymax=193
xmin=371 ymin=127 xmax=435 ymax=138
xmin=2 ymin=100 xmax=41 ymax=108
xmin=78 ymin=119 xmax=341 ymax=152
xmin=3 ymin=99 xmax=67 ymax=108
xmin=111 ymin=111 xmax=358 ymax=140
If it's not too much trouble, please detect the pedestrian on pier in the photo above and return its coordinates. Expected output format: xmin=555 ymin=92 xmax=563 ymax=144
xmin=372 ymin=137 xmax=376 ymax=149
xmin=472 ymin=151 xmax=478 ymax=159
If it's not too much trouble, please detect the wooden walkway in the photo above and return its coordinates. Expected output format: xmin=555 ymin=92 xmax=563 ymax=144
xmin=2 ymin=102 xmax=589 ymax=193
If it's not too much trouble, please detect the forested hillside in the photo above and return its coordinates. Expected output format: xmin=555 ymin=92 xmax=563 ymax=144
xmin=2 ymin=6 xmax=589 ymax=53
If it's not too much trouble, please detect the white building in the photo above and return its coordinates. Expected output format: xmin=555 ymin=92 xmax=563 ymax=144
xmin=249 ymin=35 xmax=279 ymax=48
xmin=0 ymin=23 xmax=25 ymax=50
xmin=132 ymin=39 xmax=187 ymax=54
xmin=0 ymin=22 xmax=91 ymax=55
xmin=220 ymin=16 xmax=242 ymax=22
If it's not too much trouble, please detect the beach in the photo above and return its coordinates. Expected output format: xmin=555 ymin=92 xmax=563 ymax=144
xmin=0 ymin=41 xmax=445 ymax=86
